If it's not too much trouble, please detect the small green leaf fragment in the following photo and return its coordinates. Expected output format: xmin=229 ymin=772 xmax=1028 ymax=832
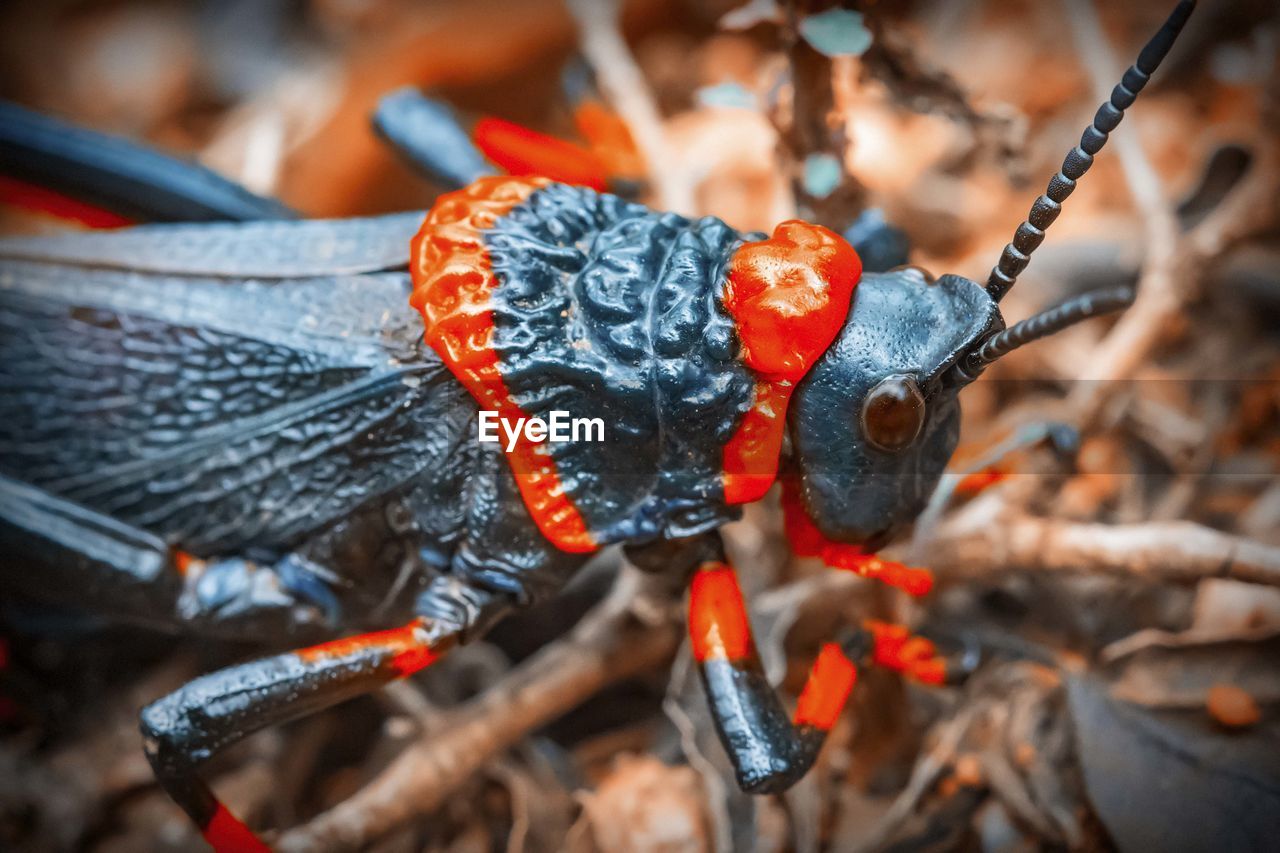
xmin=799 ymin=9 xmax=872 ymax=58
xmin=803 ymin=153 xmax=843 ymax=199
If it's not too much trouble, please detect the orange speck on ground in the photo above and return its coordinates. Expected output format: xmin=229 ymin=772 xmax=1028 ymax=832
xmin=955 ymin=469 xmax=1008 ymax=496
xmin=953 ymin=753 xmax=984 ymax=787
xmin=1206 ymin=683 xmax=1261 ymax=728
xmin=172 ymin=550 xmax=196 ymax=576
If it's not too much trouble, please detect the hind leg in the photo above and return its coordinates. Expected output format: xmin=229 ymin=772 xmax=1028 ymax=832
xmin=0 ymin=475 xmax=333 ymax=638
xmin=140 ymin=574 xmax=508 ymax=851
xmin=0 ymin=100 xmax=294 ymax=223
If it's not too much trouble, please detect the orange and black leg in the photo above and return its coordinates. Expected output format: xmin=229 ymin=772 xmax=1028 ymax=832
xmin=690 ymin=558 xmax=857 ymax=791
xmin=689 ymin=557 xmax=962 ymax=793
xmin=139 ymin=576 xmax=507 ymax=852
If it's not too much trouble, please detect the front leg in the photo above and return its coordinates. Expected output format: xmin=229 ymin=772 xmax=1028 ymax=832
xmin=140 ymin=574 xmax=508 ymax=851
xmin=685 ymin=534 xmax=954 ymax=793
xmin=0 ymin=475 xmax=329 ymax=638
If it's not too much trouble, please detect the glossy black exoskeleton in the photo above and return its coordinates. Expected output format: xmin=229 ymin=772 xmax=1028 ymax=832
xmin=0 ymin=2 xmax=1194 ymax=847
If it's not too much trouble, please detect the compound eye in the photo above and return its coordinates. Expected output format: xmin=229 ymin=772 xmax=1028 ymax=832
xmin=860 ymin=374 xmax=926 ymax=453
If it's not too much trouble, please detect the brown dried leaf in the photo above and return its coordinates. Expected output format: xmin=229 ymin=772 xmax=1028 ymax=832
xmin=576 ymin=755 xmax=710 ymax=853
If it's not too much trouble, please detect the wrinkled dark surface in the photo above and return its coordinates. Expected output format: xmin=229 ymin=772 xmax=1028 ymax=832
xmin=0 ymin=221 xmax=584 ymax=632
xmin=488 ymin=182 xmax=756 ymax=545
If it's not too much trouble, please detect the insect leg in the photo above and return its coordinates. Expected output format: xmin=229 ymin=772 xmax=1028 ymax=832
xmin=140 ymin=575 xmax=508 ymax=852
xmin=688 ymin=551 xmax=971 ymax=793
xmin=0 ymin=100 xmax=295 ymax=224
xmin=372 ymin=88 xmax=495 ymax=189
xmin=853 ymin=619 xmax=972 ymax=687
xmin=779 ymin=473 xmax=935 ymax=597
xmin=689 ymin=558 xmax=858 ymax=793
xmin=0 ymin=475 xmax=330 ymax=637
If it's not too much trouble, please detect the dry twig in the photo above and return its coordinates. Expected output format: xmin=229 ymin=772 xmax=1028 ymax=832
xmin=276 ymin=567 xmax=681 ymax=852
xmin=564 ymin=0 xmax=690 ymax=213
xmin=926 ymin=493 xmax=1280 ymax=589
xmin=1064 ymin=0 xmax=1280 ymax=422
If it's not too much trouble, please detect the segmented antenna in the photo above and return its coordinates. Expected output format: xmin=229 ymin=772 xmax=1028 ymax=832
xmin=956 ymin=286 xmax=1134 ymax=380
xmin=985 ymin=0 xmax=1196 ymax=302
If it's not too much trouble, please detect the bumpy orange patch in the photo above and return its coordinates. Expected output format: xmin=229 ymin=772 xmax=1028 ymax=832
xmin=409 ymin=176 xmax=597 ymax=553
xmin=721 ymin=221 xmax=861 ymax=504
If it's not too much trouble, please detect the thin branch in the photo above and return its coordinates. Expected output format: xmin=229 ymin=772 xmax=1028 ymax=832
xmin=276 ymin=567 xmax=681 ymax=852
xmin=564 ymin=0 xmax=691 ymax=213
xmin=927 ymin=493 xmax=1280 ymax=588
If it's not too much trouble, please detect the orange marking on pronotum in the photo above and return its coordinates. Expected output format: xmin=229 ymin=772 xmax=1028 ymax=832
xmin=793 ymin=642 xmax=858 ymax=730
xmin=472 ymin=117 xmax=609 ymax=192
xmin=202 ymin=802 xmax=271 ymax=853
xmin=780 ymin=475 xmax=933 ymax=596
xmin=721 ymin=221 xmax=861 ymax=504
xmin=0 ymin=175 xmax=132 ymax=229
xmin=410 ymin=176 xmax=596 ymax=553
xmin=688 ymin=562 xmax=754 ymax=663
xmin=296 ymin=619 xmax=443 ymax=678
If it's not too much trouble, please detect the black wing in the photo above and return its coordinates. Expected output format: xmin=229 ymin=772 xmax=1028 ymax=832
xmin=0 ymin=254 xmax=470 ymax=554
xmin=0 ymin=211 xmax=422 ymax=278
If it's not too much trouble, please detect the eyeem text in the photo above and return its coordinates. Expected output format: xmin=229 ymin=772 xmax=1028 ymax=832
xmin=478 ymin=410 xmax=605 ymax=451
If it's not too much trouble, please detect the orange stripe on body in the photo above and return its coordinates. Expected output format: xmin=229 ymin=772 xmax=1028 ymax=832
xmin=688 ymin=562 xmax=754 ymax=663
xmin=296 ymin=619 xmax=444 ymax=678
xmin=410 ymin=176 xmax=596 ymax=553
xmin=721 ymin=222 xmax=861 ymax=504
xmin=793 ymin=642 xmax=858 ymax=730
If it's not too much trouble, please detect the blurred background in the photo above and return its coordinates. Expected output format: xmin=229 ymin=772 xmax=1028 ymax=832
xmin=1 ymin=0 xmax=1278 ymax=851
